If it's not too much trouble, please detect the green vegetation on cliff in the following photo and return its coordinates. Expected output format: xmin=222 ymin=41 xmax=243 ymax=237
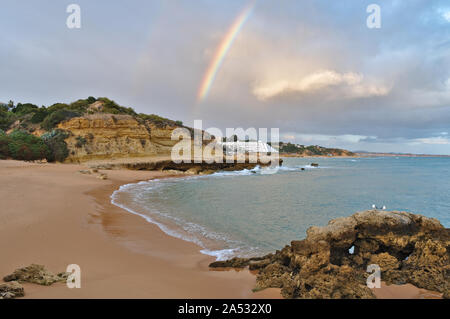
xmin=0 ymin=129 xmax=70 ymax=162
xmin=0 ymin=97 xmax=183 ymax=133
xmin=0 ymin=130 xmax=50 ymax=161
xmin=41 ymin=130 xmax=70 ymax=162
xmin=279 ymin=142 xmax=355 ymax=156
xmin=0 ymin=97 xmax=185 ymax=162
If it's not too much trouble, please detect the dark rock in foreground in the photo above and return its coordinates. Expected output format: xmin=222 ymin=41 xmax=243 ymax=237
xmin=210 ymin=210 xmax=450 ymax=299
xmin=3 ymin=264 xmax=69 ymax=286
xmin=0 ymin=281 xmax=24 ymax=299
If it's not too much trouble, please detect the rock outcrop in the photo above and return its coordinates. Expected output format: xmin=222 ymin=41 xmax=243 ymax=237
xmin=210 ymin=210 xmax=450 ymax=299
xmin=56 ymin=114 xmax=282 ymax=171
xmin=0 ymin=281 xmax=24 ymax=299
xmin=89 ymin=158 xmax=281 ymax=174
xmin=3 ymin=264 xmax=69 ymax=286
xmin=57 ymin=114 xmax=182 ymax=162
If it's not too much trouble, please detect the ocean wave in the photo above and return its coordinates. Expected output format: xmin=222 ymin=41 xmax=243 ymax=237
xmin=111 ymin=183 xmax=256 ymax=260
xmin=111 ymin=191 xmax=206 ymax=248
xmin=110 ymin=163 xmax=326 ymax=260
xmin=209 ymin=164 xmax=323 ymax=177
xmin=200 ymin=248 xmax=241 ymax=261
xmin=210 ymin=165 xmax=262 ymax=177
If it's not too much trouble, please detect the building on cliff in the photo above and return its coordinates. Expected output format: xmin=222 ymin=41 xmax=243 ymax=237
xmin=220 ymin=141 xmax=278 ymax=156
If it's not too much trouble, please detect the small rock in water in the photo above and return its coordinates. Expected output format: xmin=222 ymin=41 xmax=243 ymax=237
xmin=310 ymin=163 xmax=319 ymax=167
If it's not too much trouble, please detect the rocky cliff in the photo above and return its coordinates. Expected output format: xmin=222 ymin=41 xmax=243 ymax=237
xmin=210 ymin=210 xmax=450 ymax=299
xmin=57 ymin=114 xmax=181 ymax=162
xmin=1 ymin=97 xmax=281 ymax=168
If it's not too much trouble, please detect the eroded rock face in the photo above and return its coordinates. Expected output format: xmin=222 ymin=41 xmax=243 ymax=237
xmin=57 ymin=114 xmax=181 ymax=162
xmin=0 ymin=281 xmax=24 ymax=299
xmin=210 ymin=210 xmax=450 ymax=299
xmin=3 ymin=264 xmax=69 ymax=286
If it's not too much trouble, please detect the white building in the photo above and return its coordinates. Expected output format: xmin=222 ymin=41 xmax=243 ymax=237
xmin=219 ymin=141 xmax=278 ymax=155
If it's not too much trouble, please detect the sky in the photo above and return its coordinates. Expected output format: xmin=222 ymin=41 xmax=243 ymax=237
xmin=1 ymin=0 xmax=449 ymax=154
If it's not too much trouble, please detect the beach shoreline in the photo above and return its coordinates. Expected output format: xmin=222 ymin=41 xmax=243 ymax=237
xmin=0 ymin=160 xmax=280 ymax=298
xmin=0 ymin=160 xmax=443 ymax=299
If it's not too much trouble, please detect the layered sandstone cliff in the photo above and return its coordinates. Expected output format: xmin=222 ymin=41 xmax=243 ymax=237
xmin=57 ymin=114 xmax=181 ymax=162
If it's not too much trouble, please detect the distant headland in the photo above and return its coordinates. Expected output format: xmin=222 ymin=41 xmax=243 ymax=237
xmin=278 ymin=142 xmax=356 ymax=157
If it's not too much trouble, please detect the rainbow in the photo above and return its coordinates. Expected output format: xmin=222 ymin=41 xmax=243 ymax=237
xmin=197 ymin=1 xmax=256 ymax=101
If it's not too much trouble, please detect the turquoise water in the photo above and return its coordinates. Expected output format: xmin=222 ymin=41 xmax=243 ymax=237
xmin=111 ymin=157 xmax=450 ymax=260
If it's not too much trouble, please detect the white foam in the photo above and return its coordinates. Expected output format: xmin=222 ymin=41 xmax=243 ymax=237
xmin=111 ymin=181 xmax=253 ymax=260
xmin=111 ymin=190 xmax=205 ymax=248
xmin=110 ymin=163 xmax=320 ymax=261
xmin=211 ymin=165 xmax=262 ymax=177
xmin=200 ymin=248 xmax=240 ymax=261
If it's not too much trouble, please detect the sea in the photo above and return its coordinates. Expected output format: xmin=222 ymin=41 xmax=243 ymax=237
xmin=111 ymin=156 xmax=450 ymax=260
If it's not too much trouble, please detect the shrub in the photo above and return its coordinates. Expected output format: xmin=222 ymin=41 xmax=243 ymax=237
xmin=0 ymin=109 xmax=17 ymax=131
xmin=41 ymin=109 xmax=80 ymax=131
xmin=46 ymin=103 xmax=70 ymax=113
xmin=67 ymin=99 xmax=91 ymax=113
xmin=41 ymin=130 xmax=70 ymax=162
xmin=30 ymin=108 xmax=49 ymax=123
xmin=97 ymin=97 xmax=136 ymax=115
xmin=7 ymin=130 xmax=50 ymax=160
xmin=75 ymin=136 xmax=87 ymax=148
xmin=12 ymin=103 xmax=39 ymax=116
xmin=87 ymin=96 xmax=96 ymax=104
xmin=137 ymin=113 xmax=177 ymax=127
xmin=0 ymin=132 xmax=10 ymax=159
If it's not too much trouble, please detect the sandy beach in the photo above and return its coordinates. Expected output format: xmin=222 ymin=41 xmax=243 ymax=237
xmin=0 ymin=160 xmax=280 ymax=298
xmin=0 ymin=160 xmax=442 ymax=299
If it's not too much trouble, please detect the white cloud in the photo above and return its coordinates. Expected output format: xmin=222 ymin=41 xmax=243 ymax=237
xmin=443 ymin=10 xmax=450 ymax=22
xmin=283 ymin=133 xmax=374 ymax=145
xmin=413 ymin=136 xmax=450 ymax=145
xmin=252 ymin=70 xmax=389 ymax=100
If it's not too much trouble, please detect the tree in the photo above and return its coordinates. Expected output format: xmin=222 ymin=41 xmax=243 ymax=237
xmin=87 ymin=96 xmax=96 ymax=104
xmin=0 ymin=131 xmax=10 ymax=159
xmin=7 ymin=130 xmax=50 ymax=161
xmin=41 ymin=109 xmax=80 ymax=130
xmin=41 ymin=130 xmax=70 ymax=162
